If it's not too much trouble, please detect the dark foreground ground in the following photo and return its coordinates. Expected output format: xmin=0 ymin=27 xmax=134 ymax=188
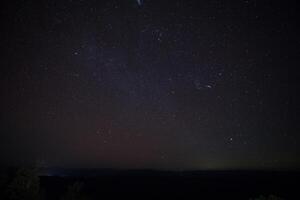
xmin=40 ymin=170 xmax=299 ymax=199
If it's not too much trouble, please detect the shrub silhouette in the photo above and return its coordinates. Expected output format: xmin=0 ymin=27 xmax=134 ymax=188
xmin=6 ymin=167 xmax=41 ymax=200
xmin=61 ymin=182 xmax=89 ymax=200
xmin=0 ymin=171 xmax=9 ymax=197
xmin=250 ymin=194 xmax=284 ymax=200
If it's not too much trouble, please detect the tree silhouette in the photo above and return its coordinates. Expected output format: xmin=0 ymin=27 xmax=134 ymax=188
xmin=6 ymin=167 xmax=41 ymax=200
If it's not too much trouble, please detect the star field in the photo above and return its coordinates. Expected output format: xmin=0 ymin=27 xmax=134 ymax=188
xmin=0 ymin=0 xmax=298 ymax=170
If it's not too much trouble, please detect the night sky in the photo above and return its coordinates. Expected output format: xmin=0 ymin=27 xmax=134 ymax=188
xmin=0 ymin=0 xmax=299 ymax=170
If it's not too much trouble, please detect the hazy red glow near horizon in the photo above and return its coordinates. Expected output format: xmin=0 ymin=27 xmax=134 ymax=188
xmin=0 ymin=0 xmax=298 ymax=170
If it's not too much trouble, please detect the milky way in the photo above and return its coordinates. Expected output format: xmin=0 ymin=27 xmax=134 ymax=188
xmin=136 ymin=0 xmax=143 ymax=6
xmin=0 ymin=0 xmax=298 ymax=170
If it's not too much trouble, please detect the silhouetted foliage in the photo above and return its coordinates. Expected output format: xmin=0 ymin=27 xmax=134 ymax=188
xmin=5 ymin=167 xmax=41 ymax=200
xmin=250 ymin=194 xmax=284 ymax=200
xmin=61 ymin=182 xmax=89 ymax=200
xmin=0 ymin=170 xmax=9 ymax=197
